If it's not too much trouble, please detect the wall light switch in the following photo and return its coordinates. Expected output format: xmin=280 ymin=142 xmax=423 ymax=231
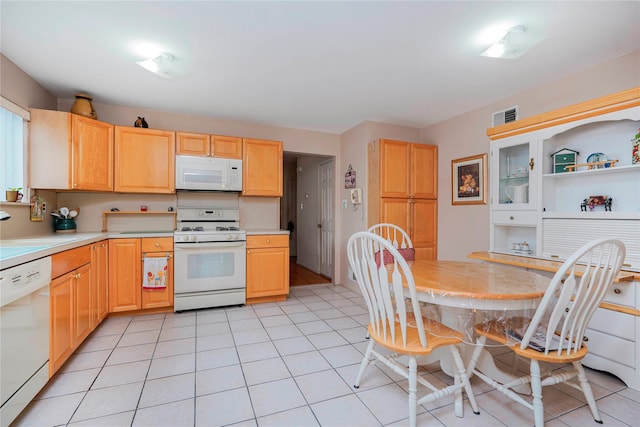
xmin=300 ymin=203 xmax=304 ymax=210
xmin=341 ymin=199 xmax=347 ymax=208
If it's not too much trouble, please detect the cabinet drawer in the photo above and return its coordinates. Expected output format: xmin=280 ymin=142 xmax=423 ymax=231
xmin=589 ymin=307 xmax=635 ymax=340
xmin=52 ymin=245 xmax=91 ymax=278
xmin=492 ymin=210 xmax=537 ymax=225
xmin=247 ymin=235 xmax=288 ymax=249
xmin=584 ymin=328 xmax=636 ymax=368
xmin=141 ymin=237 xmax=173 ymax=252
xmin=604 ymin=281 xmax=636 ymax=308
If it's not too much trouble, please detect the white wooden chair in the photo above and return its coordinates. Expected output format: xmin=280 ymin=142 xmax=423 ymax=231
xmin=367 ymin=223 xmax=413 ymax=250
xmin=468 ymin=237 xmax=626 ymax=427
xmin=347 ymin=231 xmax=479 ymax=426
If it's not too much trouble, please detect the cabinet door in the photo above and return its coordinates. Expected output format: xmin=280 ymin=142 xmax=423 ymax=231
xmin=115 ymin=126 xmax=176 ymax=193
xmin=412 ymin=199 xmax=437 ymax=261
xmin=108 ymin=239 xmax=141 ymax=312
xmin=246 ymin=246 xmax=289 ymax=298
xmin=141 ymin=253 xmax=174 ymax=309
xmin=71 ymin=115 xmax=114 ymax=191
xmin=29 ymin=109 xmax=72 ymax=189
xmin=73 ymin=263 xmax=92 ymax=346
xmin=411 ymin=144 xmax=437 ymax=199
xmin=379 ymin=198 xmax=411 ymax=234
xmin=492 ymin=138 xmax=537 ymax=209
xmin=50 ymin=274 xmax=74 ymax=376
xmin=176 ymin=132 xmax=210 ymax=156
xmin=380 ymin=139 xmax=411 ymax=198
xmin=212 ymin=135 xmax=242 ymax=159
xmin=91 ymin=241 xmax=109 ymax=327
xmin=242 ymin=138 xmax=283 ymax=196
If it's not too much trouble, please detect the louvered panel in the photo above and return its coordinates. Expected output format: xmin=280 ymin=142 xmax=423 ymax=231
xmin=542 ymin=219 xmax=640 ymax=270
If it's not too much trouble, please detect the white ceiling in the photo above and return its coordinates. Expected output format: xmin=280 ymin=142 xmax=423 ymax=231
xmin=2 ymin=1 xmax=639 ymax=134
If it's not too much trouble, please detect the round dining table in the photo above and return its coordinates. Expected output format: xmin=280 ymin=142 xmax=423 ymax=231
xmin=405 ymin=260 xmax=551 ymax=393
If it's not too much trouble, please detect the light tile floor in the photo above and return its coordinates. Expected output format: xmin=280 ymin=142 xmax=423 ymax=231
xmin=13 ymin=284 xmax=640 ymax=427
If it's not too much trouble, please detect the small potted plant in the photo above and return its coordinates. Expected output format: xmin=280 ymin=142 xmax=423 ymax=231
xmin=5 ymin=187 xmax=22 ymax=202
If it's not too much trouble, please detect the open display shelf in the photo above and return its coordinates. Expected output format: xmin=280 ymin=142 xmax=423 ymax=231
xmin=101 ymin=211 xmax=176 ymax=232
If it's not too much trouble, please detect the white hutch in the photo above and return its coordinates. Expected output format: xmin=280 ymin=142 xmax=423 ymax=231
xmin=486 ymin=87 xmax=640 ymax=390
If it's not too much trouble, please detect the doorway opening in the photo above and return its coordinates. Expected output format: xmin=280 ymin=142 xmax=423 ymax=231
xmin=281 ymin=153 xmax=335 ymax=286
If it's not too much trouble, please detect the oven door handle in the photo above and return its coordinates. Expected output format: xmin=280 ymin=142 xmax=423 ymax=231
xmin=174 ymin=241 xmax=246 ymax=250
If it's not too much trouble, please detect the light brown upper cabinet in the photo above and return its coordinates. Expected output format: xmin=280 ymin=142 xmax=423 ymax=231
xmin=368 ymin=139 xmax=438 ymax=260
xmin=377 ymin=139 xmax=437 ymax=199
xmin=29 ymin=109 xmax=114 ymax=191
xmin=242 ymin=138 xmax=283 ymax=197
xmin=114 ymin=126 xmax=175 ymax=193
xmin=176 ymin=132 xmax=242 ymax=159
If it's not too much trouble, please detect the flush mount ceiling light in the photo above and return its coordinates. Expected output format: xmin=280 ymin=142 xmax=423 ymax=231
xmin=480 ymin=25 xmax=544 ymax=59
xmin=137 ymin=53 xmax=174 ymax=78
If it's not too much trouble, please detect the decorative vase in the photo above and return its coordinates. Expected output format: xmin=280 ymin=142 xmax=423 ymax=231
xmin=70 ymin=93 xmax=97 ymax=119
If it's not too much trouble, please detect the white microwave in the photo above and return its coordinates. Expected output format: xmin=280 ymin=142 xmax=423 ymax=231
xmin=175 ymin=155 xmax=242 ymax=191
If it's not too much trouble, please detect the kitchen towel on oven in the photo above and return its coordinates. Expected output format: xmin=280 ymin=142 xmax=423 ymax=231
xmin=143 ymin=256 xmax=168 ymax=289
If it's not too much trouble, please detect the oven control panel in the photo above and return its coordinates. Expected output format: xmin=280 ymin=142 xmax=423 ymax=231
xmin=198 ymin=210 xmax=222 ymax=218
xmin=174 ymin=233 xmax=246 ymax=243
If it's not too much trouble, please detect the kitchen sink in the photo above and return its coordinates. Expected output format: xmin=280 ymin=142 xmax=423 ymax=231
xmin=1 ymin=236 xmax=80 ymax=246
xmin=0 ymin=245 xmax=48 ymax=260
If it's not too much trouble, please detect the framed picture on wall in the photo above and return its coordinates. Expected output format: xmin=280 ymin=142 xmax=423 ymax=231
xmin=451 ymin=153 xmax=487 ymax=205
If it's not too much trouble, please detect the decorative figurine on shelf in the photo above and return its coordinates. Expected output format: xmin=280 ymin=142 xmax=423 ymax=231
xmin=134 ymin=117 xmax=149 ymax=128
xmin=632 ymin=127 xmax=640 ymax=165
xmin=581 ymin=196 xmax=612 ymax=212
xmin=551 ymin=148 xmax=579 ymax=173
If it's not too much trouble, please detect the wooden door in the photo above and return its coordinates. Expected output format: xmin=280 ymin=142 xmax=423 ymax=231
xmin=242 ymin=138 xmax=283 ymax=196
xmin=108 ymin=238 xmax=141 ymax=312
xmin=141 ymin=253 xmax=174 ymax=309
xmin=212 ymin=135 xmax=242 ymax=159
xmin=380 ymin=139 xmax=411 ymax=198
xmin=50 ymin=274 xmax=73 ymax=376
xmin=71 ymin=115 xmax=114 ymax=191
xmin=379 ymin=198 xmax=411 ymax=233
xmin=412 ymin=199 xmax=437 ymax=260
xmin=114 ymin=126 xmax=176 ymax=193
xmin=246 ymin=246 xmax=289 ymax=298
xmin=176 ymin=132 xmax=210 ymax=156
xmin=73 ymin=263 xmax=92 ymax=346
xmin=411 ymin=144 xmax=437 ymax=199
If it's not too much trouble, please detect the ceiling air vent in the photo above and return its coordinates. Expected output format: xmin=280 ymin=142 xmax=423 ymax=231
xmin=491 ymin=106 xmax=518 ymax=127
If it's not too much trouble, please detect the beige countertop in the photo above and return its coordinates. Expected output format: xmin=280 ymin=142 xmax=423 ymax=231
xmin=1 ymin=231 xmax=174 ymax=270
xmin=245 ymin=229 xmax=290 ymax=235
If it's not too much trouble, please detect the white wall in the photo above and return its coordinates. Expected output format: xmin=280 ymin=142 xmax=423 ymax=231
xmin=0 ymin=54 xmax=57 ymax=239
xmin=422 ymin=50 xmax=640 ymax=262
xmin=338 ymin=121 xmax=421 ymax=288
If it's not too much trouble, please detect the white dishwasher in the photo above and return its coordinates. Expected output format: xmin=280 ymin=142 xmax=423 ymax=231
xmin=0 ymin=256 xmax=52 ymax=427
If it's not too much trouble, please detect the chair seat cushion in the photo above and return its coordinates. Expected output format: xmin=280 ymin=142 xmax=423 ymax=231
xmin=374 ymin=248 xmax=415 ymax=267
xmin=369 ymin=318 xmax=463 ymax=356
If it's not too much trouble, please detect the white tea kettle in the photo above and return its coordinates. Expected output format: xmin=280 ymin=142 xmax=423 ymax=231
xmin=505 ymin=183 xmax=529 ymax=204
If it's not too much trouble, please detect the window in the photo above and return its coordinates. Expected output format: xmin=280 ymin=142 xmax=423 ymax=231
xmin=1 ymin=97 xmax=29 ymax=200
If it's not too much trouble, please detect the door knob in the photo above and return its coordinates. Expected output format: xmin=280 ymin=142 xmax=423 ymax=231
xmin=317 ymin=224 xmax=322 ymax=228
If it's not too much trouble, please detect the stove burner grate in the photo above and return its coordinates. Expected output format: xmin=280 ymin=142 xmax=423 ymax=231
xmin=181 ymin=226 xmax=205 ymax=232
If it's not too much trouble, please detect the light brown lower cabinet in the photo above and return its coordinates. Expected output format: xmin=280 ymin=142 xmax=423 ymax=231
xmin=246 ymin=234 xmax=289 ymax=304
xmin=50 ymin=245 xmax=92 ymax=376
xmin=91 ymin=240 xmax=109 ymax=328
xmin=109 ymin=237 xmax=174 ymax=313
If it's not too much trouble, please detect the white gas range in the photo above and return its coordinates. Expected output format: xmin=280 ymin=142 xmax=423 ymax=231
xmin=173 ymin=207 xmax=246 ymax=311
